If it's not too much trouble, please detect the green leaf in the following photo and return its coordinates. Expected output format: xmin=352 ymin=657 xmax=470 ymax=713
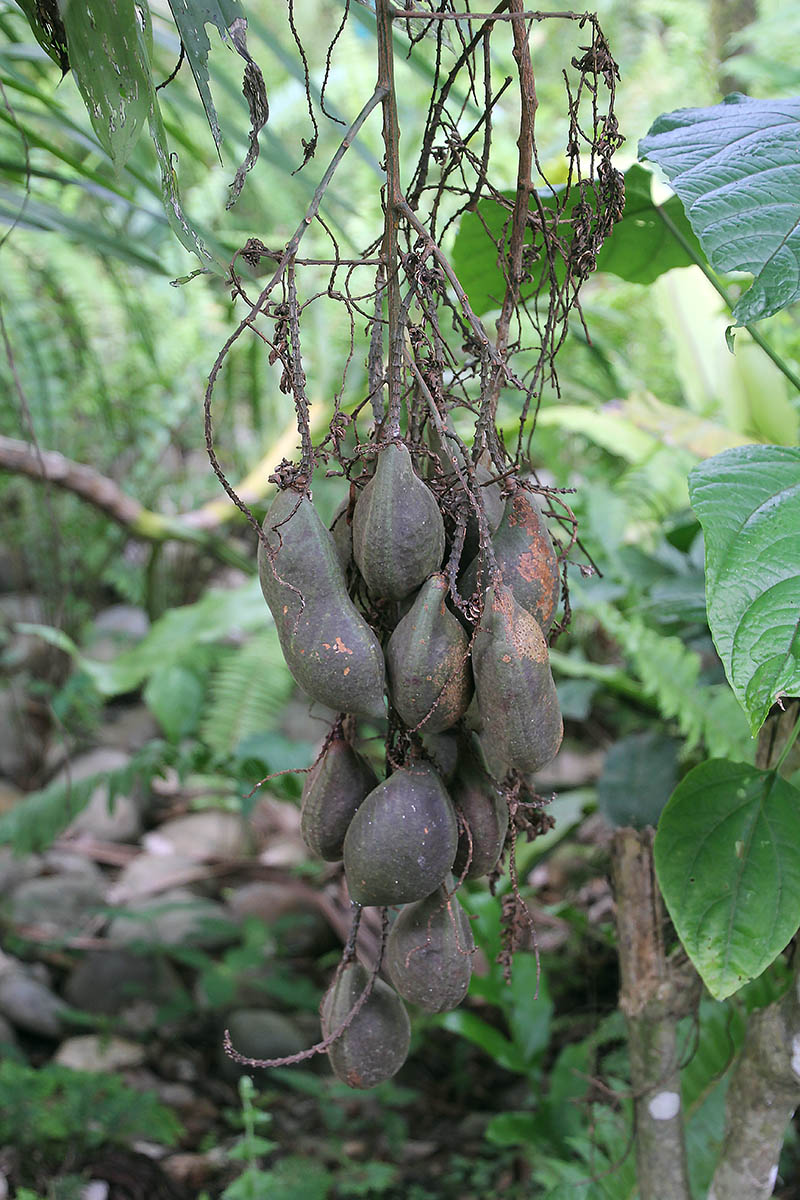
xmin=654 ymin=759 xmax=800 ymax=999
xmin=13 ymin=0 xmax=69 ymax=72
xmin=144 ymin=665 xmax=205 ymax=742
xmin=596 ymin=732 xmax=678 ymax=829
xmin=438 ymin=1010 xmax=524 ymax=1074
xmin=688 ymin=445 xmax=800 ymax=733
xmin=59 ymin=0 xmax=152 ymax=168
xmin=506 ymin=953 xmax=552 ymax=1066
xmin=201 ymin=630 xmax=293 ymax=757
xmin=593 ymin=163 xmax=704 ymax=283
xmin=53 ymin=0 xmax=219 ymax=266
xmin=19 ymin=579 xmax=268 ymax=697
xmin=486 ymin=1111 xmax=539 ymax=1147
xmin=0 ymin=741 xmax=169 ymax=854
xmin=451 ymin=164 xmax=702 ymax=316
xmin=165 ymin=0 xmax=236 ymax=153
xmin=165 ymin=0 xmax=269 ymax=206
xmin=639 ymin=94 xmax=800 ymax=325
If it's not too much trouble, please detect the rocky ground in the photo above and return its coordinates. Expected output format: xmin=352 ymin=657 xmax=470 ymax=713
xmin=0 ymin=591 xmax=612 ymax=1199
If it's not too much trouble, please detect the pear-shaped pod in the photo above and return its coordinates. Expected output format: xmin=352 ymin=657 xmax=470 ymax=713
xmin=258 ymin=490 xmax=386 ymax=719
xmin=330 ymin=498 xmax=354 ymax=573
xmin=420 ymin=729 xmax=460 ymax=783
xmin=461 ymin=490 xmax=560 ymax=632
xmin=386 ymin=574 xmax=472 ymax=733
xmin=352 ymin=443 xmax=445 ymax=600
xmin=321 ymin=961 xmax=410 ymax=1089
xmin=386 ymin=885 xmax=474 ymax=1012
xmin=451 ymin=749 xmax=509 ymax=879
xmin=343 ymin=762 xmax=458 ymax=906
xmin=472 ymin=585 xmax=563 ymax=774
xmin=300 ymin=735 xmax=379 ymax=861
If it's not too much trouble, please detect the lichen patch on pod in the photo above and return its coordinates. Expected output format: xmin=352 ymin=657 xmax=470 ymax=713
xmin=343 ymin=761 xmax=458 ymax=906
xmin=258 ymin=489 xmax=386 ymax=720
xmin=300 ymin=735 xmax=379 ymax=861
xmin=386 ymin=573 xmax=472 ymax=733
xmin=472 ymin=584 xmax=563 ymax=775
xmin=321 ymin=961 xmax=410 ymax=1089
xmin=352 ymin=442 xmax=445 ymax=600
xmin=386 ymin=884 xmax=474 ymax=1012
xmin=460 ymin=489 xmax=560 ymax=632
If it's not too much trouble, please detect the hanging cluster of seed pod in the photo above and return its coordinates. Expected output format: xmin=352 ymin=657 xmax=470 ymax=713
xmin=256 ymin=428 xmax=564 ymax=1088
xmin=209 ymin=0 xmax=622 ymax=1091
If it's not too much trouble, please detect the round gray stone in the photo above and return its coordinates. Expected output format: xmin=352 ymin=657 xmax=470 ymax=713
xmin=106 ymin=887 xmax=237 ymax=949
xmin=6 ymin=874 xmax=107 ymax=940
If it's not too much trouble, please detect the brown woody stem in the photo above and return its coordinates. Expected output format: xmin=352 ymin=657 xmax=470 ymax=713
xmin=376 ymin=0 xmax=403 ymax=435
xmin=611 ymin=827 xmax=697 ymax=1200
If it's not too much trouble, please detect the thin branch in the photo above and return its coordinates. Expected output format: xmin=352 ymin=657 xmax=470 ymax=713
xmin=390 ymin=7 xmax=595 ymax=18
xmin=655 ymin=206 xmax=800 ymax=395
xmin=376 ymin=0 xmax=403 ymax=434
xmin=0 ymin=435 xmax=252 ymax=572
xmin=488 ymin=0 xmax=537 ymax=416
xmin=203 ymin=84 xmax=387 ymax=547
xmin=611 ymin=827 xmax=697 ymax=1200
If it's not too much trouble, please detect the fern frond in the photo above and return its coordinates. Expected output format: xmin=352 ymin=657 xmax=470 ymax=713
xmin=201 ymin=629 xmax=294 ymax=758
xmin=594 ymin=605 xmax=752 ymax=759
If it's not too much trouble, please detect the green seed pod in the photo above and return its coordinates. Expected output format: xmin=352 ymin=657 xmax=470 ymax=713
xmin=451 ymin=746 xmax=508 ymax=879
xmin=386 ymin=574 xmax=472 ymax=733
xmin=330 ymin=498 xmax=353 ymax=573
xmin=472 ymin=584 xmax=563 ymax=774
xmin=258 ymin=489 xmax=386 ymax=720
xmin=321 ymin=961 xmax=410 ymax=1089
xmin=343 ymin=762 xmax=458 ymax=906
xmin=420 ymin=728 xmax=461 ymax=783
xmin=386 ymin=884 xmax=474 ymax=1012
xmin=461 ymin=490 xmax=560 ymax=632
xmin=352 ymin=443 xmax=445 ymax=600
xmin=427 ymin=424 xmax=504 ymax=564
xmin=300 ymin=735 xmax=379 ymax=861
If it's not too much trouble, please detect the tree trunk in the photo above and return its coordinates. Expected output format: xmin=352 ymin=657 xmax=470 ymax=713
xmin=709 ymin=0 xmax=758 ymax=95
xmin=611 ymin=827 xmax=700 ymax=1200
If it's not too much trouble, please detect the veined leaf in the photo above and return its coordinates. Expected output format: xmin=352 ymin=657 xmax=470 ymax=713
xmin=451 ymin=164 xmax=700 ymax=316
xmin=639 ymin=94 xmax=800 ymax=325
xmin=654 ymin=759 xmax=800 ymax=1000
xmin=688 ymin=445 xmax=800 ymax=733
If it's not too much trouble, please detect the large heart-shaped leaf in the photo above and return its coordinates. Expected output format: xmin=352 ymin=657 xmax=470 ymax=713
xmin=451 ymin=164 xmax=700 ymax=316
xmin=688 ymin=444 xmax=800 ymax=733
xmin=654 ymin=758 xmax=800 ymax=1000
xmin=639 ymin=95 xmax=800 ymax=325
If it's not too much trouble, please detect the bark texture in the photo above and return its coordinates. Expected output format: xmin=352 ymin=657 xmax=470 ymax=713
xmin=612 ymin=827 xmax=699 ymax=1200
